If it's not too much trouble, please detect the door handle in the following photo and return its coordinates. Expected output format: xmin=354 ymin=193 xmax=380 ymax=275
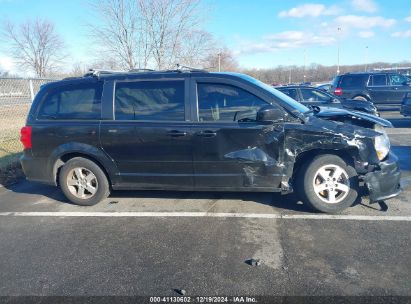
xmin=196 ymin=130 xmax=217 ymax=137
xmin=167 ymin=130 xmax=187 ymax=137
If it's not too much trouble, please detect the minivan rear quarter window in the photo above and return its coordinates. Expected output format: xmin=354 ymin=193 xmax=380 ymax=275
xmin=38 ymin=82 xmax=103 ymax=120
xmin=115 ymin=80 xmax=185 ymax=121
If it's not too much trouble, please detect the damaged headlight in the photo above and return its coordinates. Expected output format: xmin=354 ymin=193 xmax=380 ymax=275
xmin=374 ymin=125 xmax=390 ymax=161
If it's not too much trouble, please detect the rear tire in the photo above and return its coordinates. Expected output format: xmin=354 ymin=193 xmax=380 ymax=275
xmin=353 ymin=95 xmax=368 ymax=102
xmin=297 ymin=154 xmax=358 ymax=213
xmin=59 ymin=157 xmax=110 ymax=206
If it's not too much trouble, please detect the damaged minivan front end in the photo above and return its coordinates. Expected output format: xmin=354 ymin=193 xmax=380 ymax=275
xmin=219 ymin=74 xmax=401 ymax=211
xmin=284 ymin=108 xmax=401 ymax=204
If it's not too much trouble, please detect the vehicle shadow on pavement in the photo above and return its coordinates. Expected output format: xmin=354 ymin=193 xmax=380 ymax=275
xmin=107 ymin=190 xmax=364 ymax=213
xmin=3 ymin=180 xmax=68 ymax=203
xmin=110 ymin=190 xmax=313 ymax=212
xmin=4 ymin=179 xmax=369 ymax=213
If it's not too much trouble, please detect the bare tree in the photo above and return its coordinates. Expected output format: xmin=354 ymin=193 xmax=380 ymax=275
xmin=87 ymin=0 xmax=213 ymax=70
xmin=139 ymin=0 xmax=208 ymax=69
xmin=205 ymin=48 xmax=239 ymax=72
xmin=87 ymin=0 xmax=151 ymax=70
xmin=175 ymin=30 xmax=215 ymax=67
xmin=1 ymin=19 xmax=65 ymax=77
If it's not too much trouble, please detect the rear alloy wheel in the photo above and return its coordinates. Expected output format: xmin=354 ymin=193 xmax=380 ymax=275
xmin=66 ymin=167 xmax=98 ymax=200
xmin=59 ymin=157 xmax=110 ymax=206
xmin=297 ymin=154 xmax=358 ymax=213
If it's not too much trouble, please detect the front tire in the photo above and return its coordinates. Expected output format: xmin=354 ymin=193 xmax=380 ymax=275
xmin=59 ymin=157 xmax=110 ymax=206
xmin=297 ymin=154 xmax=358 ymax=213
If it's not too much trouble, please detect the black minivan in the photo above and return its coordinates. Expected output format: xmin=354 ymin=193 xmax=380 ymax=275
xmin=20 ymin=70 xmax=401 ymax=213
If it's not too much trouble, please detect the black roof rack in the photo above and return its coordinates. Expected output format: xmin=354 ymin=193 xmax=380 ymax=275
xmin=174 ymin=64 xmax=208 ymax=73
xmin=83 ymin=65 xmax=208 ymax=78
xmin=83 ymin=69 xmax=126 ymax=77
xmin=128 ymin=68 xmax=156 ymax=73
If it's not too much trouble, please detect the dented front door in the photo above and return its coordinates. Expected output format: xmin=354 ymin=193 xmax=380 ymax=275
xmin=192 ymin=122 xmax=285 ymax=189
xmin=191 ymin=80 xmax=285 ymax=190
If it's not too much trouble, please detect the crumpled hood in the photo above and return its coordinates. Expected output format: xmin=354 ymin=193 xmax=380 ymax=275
xmin=314 ymin=107 xmax=392 ymax=128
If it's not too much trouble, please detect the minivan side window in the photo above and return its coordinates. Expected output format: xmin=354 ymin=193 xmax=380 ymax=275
xmin=300 ymin=88 xmax=331 ymax=102
xmin=38 ymin=83 xmax=103 ymax=120
xmin=369 ymin=74 xmax=387 ymax=86
xmin=115 ymin=81 xmax=185 ymax=121
xmin=197 ymin=83 xmax=268 ymax=122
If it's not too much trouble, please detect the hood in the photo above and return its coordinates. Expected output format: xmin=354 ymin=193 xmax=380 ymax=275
xmin=314 ymin=107 xmax=392 ymax=128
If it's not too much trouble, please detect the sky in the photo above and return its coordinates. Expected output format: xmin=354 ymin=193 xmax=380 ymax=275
xmin=0 ymin=0 xmax=410 ymax=75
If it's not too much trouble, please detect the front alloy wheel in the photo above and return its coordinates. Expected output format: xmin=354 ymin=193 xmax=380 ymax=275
xmin=297 ymin=154 xmax=359 ymax=213
xmin=312 ymin=164 xmax=350 ymax=204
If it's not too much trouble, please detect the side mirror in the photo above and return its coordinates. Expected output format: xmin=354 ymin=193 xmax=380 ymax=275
xmin=257 ymin=106 xmax=285 ymax=123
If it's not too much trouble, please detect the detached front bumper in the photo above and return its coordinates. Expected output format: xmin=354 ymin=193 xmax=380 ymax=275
xmin=363 ymin=151 xmax=402 ymax=202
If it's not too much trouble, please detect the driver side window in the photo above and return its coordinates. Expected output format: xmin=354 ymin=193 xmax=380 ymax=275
xmin=197 ymin=83 xmax=268 ymax=122
xmin=300 ymin=88 xmax=331 ymax=103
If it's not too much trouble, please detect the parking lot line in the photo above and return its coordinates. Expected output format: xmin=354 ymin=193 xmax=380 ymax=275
xmin=0 ymin=211 xmax=411 ymax=221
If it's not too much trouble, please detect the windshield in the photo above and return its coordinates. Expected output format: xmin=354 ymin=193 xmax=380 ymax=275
xmin=229 ymin=73 xmax=310 ymax=113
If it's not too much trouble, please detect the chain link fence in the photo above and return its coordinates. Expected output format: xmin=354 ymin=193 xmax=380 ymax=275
xmin=0 ymin=77 xmax=59 ymax=170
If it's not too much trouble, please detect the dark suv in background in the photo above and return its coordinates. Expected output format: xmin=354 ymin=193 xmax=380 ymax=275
xmin=331 ymin=72 xmax=411 ymax=109
xmin=20 ymin=69 xmax=401 ymax=213
xmin=401 ymin=92 xmax=411 ymax=117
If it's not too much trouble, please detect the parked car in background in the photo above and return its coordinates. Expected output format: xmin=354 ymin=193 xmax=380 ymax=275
xmin=400 ymin=92 xmax=411 ymax=117
xmin=330 ymin=72 xmax=411 ymax=109
xmin=276 ymin=85 xmax=379 ymax=115
xmin=20 ymin=69 xmax=400 ymax=213
xmin=317 ymin=83 xmax=331 ymax=92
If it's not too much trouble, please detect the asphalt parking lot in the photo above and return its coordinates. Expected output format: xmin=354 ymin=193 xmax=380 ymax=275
xmin=0 ymin=113 xmax=410 ymax=299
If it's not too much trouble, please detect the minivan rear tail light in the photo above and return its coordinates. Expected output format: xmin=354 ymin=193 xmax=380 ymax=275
xmin=334 ymin=87 xmax=343 ymax=96
xmin=20 ymin=126 xmax=32 ymax=149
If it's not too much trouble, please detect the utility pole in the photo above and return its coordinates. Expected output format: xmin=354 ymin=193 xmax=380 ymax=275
xmin=337 ymin=27 xmax=341 ymax=75
xmin=218 ymin=52 xmax=221 ymax=72
xmin=303 ymin=49 xmax=307 ymax=83
xmin=364 ymin=46 xmax=369 ymax=71
xmin=288 ymin=58 xmax=292 ymax=84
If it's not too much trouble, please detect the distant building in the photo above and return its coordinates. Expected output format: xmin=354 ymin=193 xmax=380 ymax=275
xmin=373 ymin=67 xmax=411 ymax=75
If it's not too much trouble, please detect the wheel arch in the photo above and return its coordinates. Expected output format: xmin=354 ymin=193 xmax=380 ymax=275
xmin=290 ymin=148 xmax=358 ymax=185
xmin=49 ymin=143 xmax=119 ymax=186
xmin=352 ymin=93 xmax=371 ymax=101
